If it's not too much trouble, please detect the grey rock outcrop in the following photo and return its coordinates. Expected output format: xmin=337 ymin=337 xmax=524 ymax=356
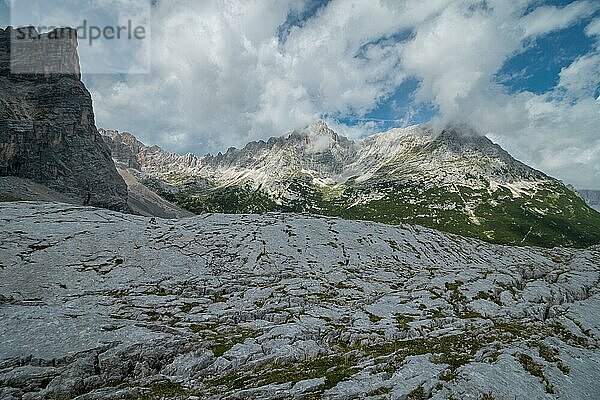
xmin=100 ymin=129 xmax=145 ymax=170
xmin=116 ymin=167 xmax=194 ymax=219
xmin=1 ymin=202 xmax=599 ymax=399
xmin=99 ymin=129 xmax=195 ymax=218
xmin=0 ymin=27 xmax=128 ymax=211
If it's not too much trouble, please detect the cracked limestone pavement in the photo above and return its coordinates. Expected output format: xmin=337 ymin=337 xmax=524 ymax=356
xmin=0 ymin=202 xmax=599 ymax=399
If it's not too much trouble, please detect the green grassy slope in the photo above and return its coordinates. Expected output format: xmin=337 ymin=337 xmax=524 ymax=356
xmin=165 ymin=177 xmax=600 ymax=249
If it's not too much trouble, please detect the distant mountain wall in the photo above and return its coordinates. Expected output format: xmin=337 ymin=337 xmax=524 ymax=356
xmin=0 ymin=27 xmax=128 ymax=211
xmin=580 ymin=190 xmax=600 ymax=212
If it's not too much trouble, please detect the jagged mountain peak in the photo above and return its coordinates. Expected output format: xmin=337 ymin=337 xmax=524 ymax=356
xmin=439 ymin=122 xmax=480 ymax=136
xmin=101 ymin=122 xmax=548 ymax=188
xmin=432 ymin=124 xmax=501 ymax=154
xmin=280 ymin=120 xmax=354 ymax=153
xmin=421 ymin=123 xmax=549 ymax=183
xmin=207 ymin=120 xmax=350 ymax=163
xmin=197 ymin=120 xmax=357 ymax=182
xmin=285 ymin=119 xmax=336 ymax=139
xmin=99 ymin=124 xmax=600 ymax=247
xmin=579 ymin=189 xmax=600 ymax=212
xmin=100 ymin=129 xmax=146 ymax=152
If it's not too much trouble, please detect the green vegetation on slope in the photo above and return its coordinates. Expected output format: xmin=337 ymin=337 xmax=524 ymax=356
xmin=160 ymin=184 xmax=278 ymax=214
xmin=164 ymin=177 xmax=600 ymax=248
xmin=0 ymin=193 xmax=21 ymax=202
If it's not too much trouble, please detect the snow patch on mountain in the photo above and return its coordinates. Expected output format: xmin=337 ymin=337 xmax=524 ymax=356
xmin=100 ymin=121 xmax=553 ymax=197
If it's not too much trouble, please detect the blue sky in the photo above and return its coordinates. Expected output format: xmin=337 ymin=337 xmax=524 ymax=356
xmin=0 ymin=2 xmax=8 ymax=27
xmin=351 ymin=4 xmax=600 ymax=132
xmin=495 ymin=19 xmax=596 ymax=94
xmin=2 ymin=1 xmax=600 ymax=188
xmin=268 ymin=0 xmax=600 ymax=135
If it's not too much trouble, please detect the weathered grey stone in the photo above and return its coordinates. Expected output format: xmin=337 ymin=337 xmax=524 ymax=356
xmin=0 ymin=27 xmax=128 ymax=211
xmin=0 ymin=202 xmax=599 ymax=399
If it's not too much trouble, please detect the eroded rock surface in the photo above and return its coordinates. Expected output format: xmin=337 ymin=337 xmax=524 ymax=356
xmin=0 ymin=202 xmax=599 ymax=399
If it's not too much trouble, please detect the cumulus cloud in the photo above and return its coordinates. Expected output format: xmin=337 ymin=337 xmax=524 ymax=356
xmin=520 ymin=0 xmax=600 ymax=38
xmin=90 ymin=0 xmax=451 ymax=150
xmin=395 ymin=0 xmax=600 ymax=189
xmin=558 ymin=53 xmax=600 ymax=99
xmin=402 ymin=1 xmax=522 ymax=121
xmin=77 ymin=0 xmax=600 ymax=189
xmin=587 ymin=17 xmax=600 ymax=37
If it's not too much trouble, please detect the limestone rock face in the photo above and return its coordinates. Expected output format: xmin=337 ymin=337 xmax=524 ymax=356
xmin=100 ymin=129 xmax=145 ymax=170
xmin=0 ymin=27 xmax=128 ymax=211
xmin=100 ymin=129 xmax=194 ymax=218
xmin=1 ymin=202 xmax=599 ymax=399
xmin=102 ymin=123 xmax=600 ymax=248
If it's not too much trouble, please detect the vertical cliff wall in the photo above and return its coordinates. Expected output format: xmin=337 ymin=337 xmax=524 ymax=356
xmin=0 ymin=26 xmax=128 ymax=211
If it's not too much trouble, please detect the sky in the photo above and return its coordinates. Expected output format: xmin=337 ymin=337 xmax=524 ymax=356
xmin=2 ymin=0 xmax=600 ymax=189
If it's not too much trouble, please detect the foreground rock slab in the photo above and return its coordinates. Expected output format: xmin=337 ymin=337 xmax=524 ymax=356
xmin=0 ymin=202 xmax=599 ymax=399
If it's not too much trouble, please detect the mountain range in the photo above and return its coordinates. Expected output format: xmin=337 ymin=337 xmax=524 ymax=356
xmin=1 ymin=26 xmax=598 ymax=249
xmin=101 ymin=122 xmax=600 ymax=248
xmin=2 ymin=23 xmax=600 ymax=400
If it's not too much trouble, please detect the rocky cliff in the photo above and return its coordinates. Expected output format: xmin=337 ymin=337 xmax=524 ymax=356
xmin=99 ymin=129 xmax=194 ymax=218
xmin=0 ymin=27 xmax=128 ymax=211
xmin=100 ymin=129 xmax=145 ymax=170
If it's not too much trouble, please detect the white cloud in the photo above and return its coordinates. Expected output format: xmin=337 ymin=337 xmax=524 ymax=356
xmin=586 ymin=17 xmax=600 ymax=37
xmin=520 ymin=0 xmax=600 ymax=38
xmin=395 ymin=0 xmax=600 ymax=189
xmin=82 ymin=0 xmax=600 ymax=189
xmin=402 ymin=1 xmax=522 ymax=120
xmin=90 ymin=0 xmax=452 ymax=151
xmin=558 ymin=53 xmax=600 ymax=99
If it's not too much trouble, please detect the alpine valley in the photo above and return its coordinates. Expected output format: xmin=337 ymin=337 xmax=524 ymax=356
xmin=101 ymin=122 xmax=600 ymax=249
xmin=2 ymin=21 xmax=600 ymax=400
